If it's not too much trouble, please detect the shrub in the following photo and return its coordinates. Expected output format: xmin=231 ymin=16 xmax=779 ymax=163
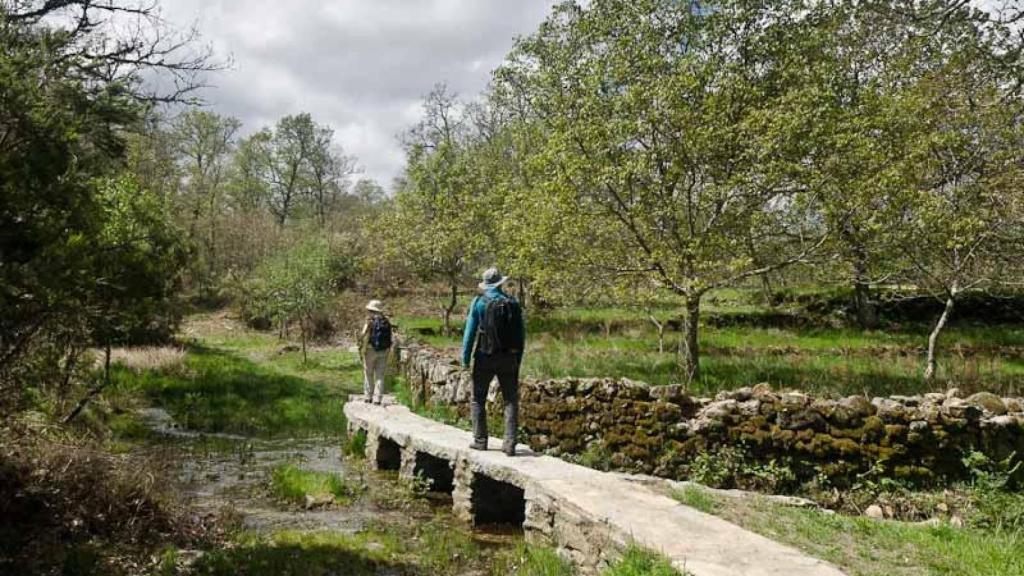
xmin=0 ymin=426 xmax=214 ymax=574
xmin=686 ymin=446 xmax=797 ymax=493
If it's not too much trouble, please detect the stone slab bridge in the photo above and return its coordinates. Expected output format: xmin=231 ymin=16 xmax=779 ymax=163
xmin=344 ymin=400 xmax=848 ymax=576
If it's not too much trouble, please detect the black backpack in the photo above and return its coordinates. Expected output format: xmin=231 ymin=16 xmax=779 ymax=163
xmin=369 ymin=315 xmax=392 ymax=351
xmin=477 ymin=295 xmax=524 ymax=355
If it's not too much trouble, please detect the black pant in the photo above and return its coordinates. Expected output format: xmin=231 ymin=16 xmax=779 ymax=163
xmin=470 ymin=352 xmax=520 ymax=447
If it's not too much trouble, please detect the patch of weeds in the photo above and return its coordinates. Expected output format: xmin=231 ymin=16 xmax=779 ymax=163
xmin=673 ymin=485 xmax=720 ymax=515
xmin=416 ymin=517 xmax=484 ymax=573
xmin=0 ymin=432 xmax=213 ymax=576
xmin=343 ymin=428 xmax=367 ymax=459
xmin=686 ymin=446 xmax=796 ymax=492
xmin=490 ymin=541 xmax=576 ymax=576
xmin=407 ymin=471 xmax=434 ymax=497
xmin=604 ymin=545 xmax=684 ymax=576
xmin=569 ymin=442 xmax=613 ymax=471
xmin=269 ymin=464 xmax=360 ymax=506
xmin=106 ymin=411 xmax=152 ymax=442
xmin=962 ymin=451 xmax=1024 ymax=531
xmin=155 ymin=546 xmax=179 ymax=576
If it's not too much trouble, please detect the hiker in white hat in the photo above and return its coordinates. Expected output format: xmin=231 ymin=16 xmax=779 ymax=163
xmin=359 ymin=299 xmax=392 ymax=404
xmin=461 ymin=267 xmax=526 ymax=456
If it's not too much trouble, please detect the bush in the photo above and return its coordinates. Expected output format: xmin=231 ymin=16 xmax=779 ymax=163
xmin=687 ymin=446 xmax=796 ymax=493
xmin=0 ymin=425 xmax=215 ymax=574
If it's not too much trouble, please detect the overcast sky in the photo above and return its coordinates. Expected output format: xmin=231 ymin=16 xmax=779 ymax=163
xmin=158 ymin=1 xmax=559 ymax=190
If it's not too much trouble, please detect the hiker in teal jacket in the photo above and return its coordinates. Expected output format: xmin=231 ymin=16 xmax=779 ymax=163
xmin=462 ymin=267 xmax=526 ymax=456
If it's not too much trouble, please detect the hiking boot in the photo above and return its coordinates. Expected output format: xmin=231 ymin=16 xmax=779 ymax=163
xmin=469 ymin=440 xmax=488 ymax=451
xmin=502 ymin=442 xmax=516 ymax=457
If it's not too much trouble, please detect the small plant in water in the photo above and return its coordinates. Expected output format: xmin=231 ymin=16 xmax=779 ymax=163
xmin=269 ymin=464 xmax=360 ymax=506
xmin=344 ymin=428 xmax=367 ymax=459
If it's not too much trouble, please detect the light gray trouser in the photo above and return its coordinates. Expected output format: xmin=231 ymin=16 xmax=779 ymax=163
xmin=363 ymin=348 xmax=388 ymax=401
xmin=471 ymin=352 xmax=520 ymax=448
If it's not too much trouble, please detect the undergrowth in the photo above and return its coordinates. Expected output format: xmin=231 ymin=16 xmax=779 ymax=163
xmin=0 ymin=423 xmax=218 ymax=575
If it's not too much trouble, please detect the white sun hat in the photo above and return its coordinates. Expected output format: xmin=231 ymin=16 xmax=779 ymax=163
xmin=478 ymin=267 xmax=509 ymax=290
xmin=365 ymin=299 xmax=385 ymax=313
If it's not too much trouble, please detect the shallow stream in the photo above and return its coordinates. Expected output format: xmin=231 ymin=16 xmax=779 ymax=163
xmin=139 ymin=407 xmax=522 ymax=558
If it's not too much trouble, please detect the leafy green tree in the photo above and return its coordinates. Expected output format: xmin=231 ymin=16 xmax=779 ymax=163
xmin=886 ymin=8 xmax=1024 ymax=381
xmin=306 ymin=124 xmax=358 ymax=229
xmin=243 ymin=239 xmax=341 ymax=363
xmin=65 ymin=176 xmax=188 ymax=422
xmin=491 ymin=0 xmax=829 ymax=380
xmin=0 ymin=0 xmax=215 ymax=404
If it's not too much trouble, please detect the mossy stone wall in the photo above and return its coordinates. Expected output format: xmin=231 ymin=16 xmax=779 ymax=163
xmin=397 ymin=343 xmax=1024 ymax=485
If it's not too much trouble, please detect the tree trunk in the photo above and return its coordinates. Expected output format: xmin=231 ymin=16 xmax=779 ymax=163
xmin=59 ymin=345 xmax=82 ymax=401
xmin=301 ymin=317 xmax=308 ymax=364
xmin=852 ymin=279 xmax=878 ymax=329
xmin=924 ymin=295 xmax=955 ymax=382
xmin=760 ymin=272 xmax=775 ymax=307
xmin=649 ymin=314 xmax=665 ymax=354
xmin=64 ymin=344 xmax=111 ymax=424
xmin=681 ymin=296 xmax=701 ymax=383
xmin=441 ymin=282 xmax=458 ymax=336
xmin=850 ymin=246 xmax=878 ymax=329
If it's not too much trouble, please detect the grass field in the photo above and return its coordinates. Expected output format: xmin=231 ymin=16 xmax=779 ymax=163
xmin=674 ymin=486 xmax=1024 ymax=576
xmin=107 ymin=313 xmax=362 ymax=438
xmin=390 ymin=291 xmax=1024 ymax=397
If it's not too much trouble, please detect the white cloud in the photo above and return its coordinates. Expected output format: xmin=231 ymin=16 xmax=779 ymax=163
xmin=158 ymin=0 xmax=558 ymax=189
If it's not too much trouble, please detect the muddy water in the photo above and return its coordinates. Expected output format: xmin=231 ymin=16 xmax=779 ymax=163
xmin=140 ymin=408 xmax=520 ymax=541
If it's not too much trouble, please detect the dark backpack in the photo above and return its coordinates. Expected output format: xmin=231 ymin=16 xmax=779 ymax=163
xmin=369 ymin=315 xmax=392 ymax=351
xmin=477 ymin=295 xmax=524 ymax=355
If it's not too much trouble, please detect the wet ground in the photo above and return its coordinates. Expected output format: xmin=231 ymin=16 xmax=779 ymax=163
xmin=140 ymin=407 xmax=520 ymax=542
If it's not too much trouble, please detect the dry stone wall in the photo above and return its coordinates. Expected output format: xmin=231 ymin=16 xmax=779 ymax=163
xmin=396 ymin=342 xmax=1024 ymax=486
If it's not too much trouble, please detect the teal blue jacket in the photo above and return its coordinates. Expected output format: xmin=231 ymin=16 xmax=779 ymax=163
xmin=461 ymin=288 xmax=526 ymax=366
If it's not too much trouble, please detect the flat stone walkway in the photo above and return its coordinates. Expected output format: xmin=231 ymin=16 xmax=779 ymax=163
xmin=345 ymin=400 xmax=847 ymax=576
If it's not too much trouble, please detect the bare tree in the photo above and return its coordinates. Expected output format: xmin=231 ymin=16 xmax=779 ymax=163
xmin=3 ymin=0 xmax=224 ymax=104
xmin=306 ymin=124 xmax=359 ymax=228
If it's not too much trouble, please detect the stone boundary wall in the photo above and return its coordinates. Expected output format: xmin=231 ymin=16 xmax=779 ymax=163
xmin=396 ymin=341 xmax=1024 ymax=486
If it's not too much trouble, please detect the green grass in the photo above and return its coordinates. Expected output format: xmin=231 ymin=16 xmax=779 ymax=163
xmin=490 ymin=542 xmax=576 ymax=576
xmin=403 ymin=308 xmax=1024 ymax=397
xmin=343 ymin=428 xmax=367 ymax=458
xmin=191 ymin=520 xmax=574 ymax=576
xmin=108 ymin=314 xmax=364 ymax=438
xmin=674 ymin=485 xmax=721 ymax=515
xmin=672 ymin=488 xmax=1024 ymax=576
xmin=191 ymin=530 xmax=408 ymax=576
xmin=109 ymin=346 xmax=353 ymax=437
xmin=604 ymin=546 xmax=685 ymax=576
xmin=269 ymin=464 xmax=360 ymax=506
